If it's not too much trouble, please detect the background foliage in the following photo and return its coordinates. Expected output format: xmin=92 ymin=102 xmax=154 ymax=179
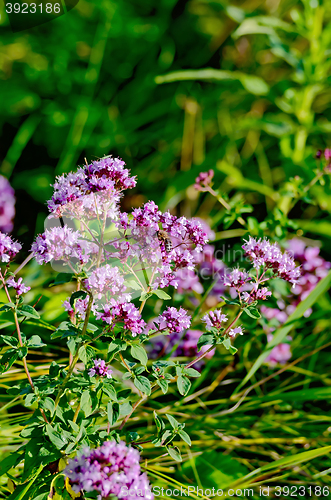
xmin=1 ymin=0 xmax=331 ymax=497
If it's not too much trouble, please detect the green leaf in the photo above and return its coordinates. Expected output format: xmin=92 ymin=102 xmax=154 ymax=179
xmin=78 ymin=345 xmax=95 ymax=364
xmin=0 ymin=320 xmax=14 ymax=330
xmin=153 ymin=289 xmax=171 ymax=300
xmin=0 ymin=451 xmax=24 ymax=475
xmin=155 ymin=68 xmax=269 ymax=95
xmin=17 ymin=305 xmax=40 ymax=319
xmin=0 ymin=349 xmax=18 ymax=373
xmin=166 ymin=414 xmax=180 ymax=430
xmin=235 ymin=269 xmax=331 ymax=393
xmin=70 ymin=290 xmax=87 ymax=307
xmin=154 ymin=411 xmax=165 ymax=434
xmin=68 ymin=420 xmax=80 ymax=433
xmin=80 ymin=390 xmax=93 ymax=417
xmin=108 ymin=340 xmax=127 ymax=356
xmin=157 ymin=378 xmax=168 ymax=394
xmin=222 ymin=338 xmax=238 ymax=355
xmin=177 ymin=375 xmax=191 ymax=396
xmin=0 ymin=302 xmax=15 ymax=312
xmin=166 ymin=446 xmax=182 ymax=462
xmin=131 ymin=344 xmax=148 ymax=366
xmin=49 ymin=362 xmax=61 ymax=378
xmin=67 ymin=338 xmax=76 ymax=356
xmin=107 ymin=402 xmax=120 ymax=426
xmin=117 ymin=389 xmax=131 ymax=401
xmin=40 ymin=397 xmax=55 ymax=416
xmin=0 ymin=336 xmax=18 ymax=348
xmin=134 ymin=365 xmax=145 ymax=375
xmin=24 ymin=393 xmax=38 ymax=407
xmin=184 ymin=368 xmax=201 ymax=378
xmin=134 ymin=376 xmax=151 ymax=396
xmin=154 ymin=360 xmax=175 ymax=368
xmin=102 ymin=384 xmax=118 ymax=402
xmin=50 ymin=321 xmax=78 ymax=340
xmin=46 ymin=424 xmax=67 ymax=450
xmin=197 ymin=333 xmax=215 ymax=351
xmin=27 ymin=335 xmax=46 ymax=348
xmin=33 ymin=494 xmax=49 ymax=500
xmin=161 ymin=430 xmax=173 ymax=444
xmin=119 ymin=401 xmax=132 ymax=417
xmin=182 ymin=450 xmax=249 ymax=490
xmin=21 ymin=425 xmax=40 ymax=438
xmin=139 ymin=291 xmax=153 ymax=302
xmin=49 ymin=273 xmax=73 ymax=287
xmin=175 ymin=365 xmax=182 ymax=377
xmin=17 ymin=346 xmax=28 ymax=359
xmin=243 ymin=306 xmax=261 ymax=319
xmin=124 ymin=279 xmax=142 ymax=291
xmin=220 ymin=296 xmax=241 ymax=306
xmin=178 ymin=429 xmax=191 ymax=446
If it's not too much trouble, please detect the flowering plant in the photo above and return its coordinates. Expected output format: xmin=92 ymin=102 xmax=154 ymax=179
xmin=0 ymin=156 xmax=306 ymax=500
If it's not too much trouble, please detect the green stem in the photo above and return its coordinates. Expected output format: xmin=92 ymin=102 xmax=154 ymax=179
xmin=204 ymin=186 xmax=246 ymax=226
xmin=53 ymin=293 xmax=94 ymax=413
xmin=13 ymin=252 xmax=34 ymax=276
xmin=0 ymin=272 xmax=48 ymax=423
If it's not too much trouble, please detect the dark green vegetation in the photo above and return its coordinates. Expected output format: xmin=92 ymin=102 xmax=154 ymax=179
xmin=1 ymin=0 xmax=331 ymax=498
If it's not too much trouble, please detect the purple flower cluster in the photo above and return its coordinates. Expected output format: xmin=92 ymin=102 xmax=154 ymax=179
xmin=47 ymin=156 xmax=136 ymax=216
xmin=96 ymin=302 xmax=146 ymax=337
xmin=223 ymin=269 xmax=251 ymax=289
xmin=63 ymin=295 xmax=90 ymax=321
xmin=194 ymin=170 xmax=214 ymax=191
xmin=241 ymin=285 xmax=272 ymax=304
xmin=88 ymin=358 xmax=113 ymax=378
xmin=84 ymin=265 xmax=128 ymax=302
xmin=202 ymin=309 xmax=243 ymax=338
xmin=0 ymin=232 xmax=21 ymax=263
xmin=31 ymin=226 xmax=88 ymax=265
xmin=243 ymin=237 xmax=301 ymax=286
xmin=0 ymin=176 xmax=15 ymax=233
xmin=173 ymin=221 xmax=227 ymax=307
xmin=127 ymin=201 xmax=209 ymax=253
xmin=202 ymin=309 xmax=228 ymax=330
xmin=32 ymin=157 xmax=210 ymax=338
xmin=6 ymin=277 xmax=30 ymax=296
xmin=228 ymin=326 xmax=244 ymax=337
xmin=86 ymin=157 xmax=136 ymax=192
xmin=64 ymin=440 xmax=153 ymax=500
xmin=154 ymin=306 xmax=192 ymax=334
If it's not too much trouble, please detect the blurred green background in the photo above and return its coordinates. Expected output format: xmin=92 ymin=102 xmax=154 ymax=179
xmin=1 ymin=0 xmax=331 ymax=250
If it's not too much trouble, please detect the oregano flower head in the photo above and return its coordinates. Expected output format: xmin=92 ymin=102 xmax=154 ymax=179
xmin=64 ymin=440 xmax=153 ymax=500
xmin=0 ymin=232 xmax=21 ymax=263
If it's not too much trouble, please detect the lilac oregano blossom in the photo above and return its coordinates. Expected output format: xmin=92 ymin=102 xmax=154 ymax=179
xmin=193 ymin=237 xmax=301 ymax=361
xmin=31 ymin=156 xmax=208 ymax=340
xmin=64 ymin=440 xmax=153 ymax=500
xmin=0 ymin=175 xmax=15 ymax=233
xmin=88 ymin=358 xmax=113 ymax=378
